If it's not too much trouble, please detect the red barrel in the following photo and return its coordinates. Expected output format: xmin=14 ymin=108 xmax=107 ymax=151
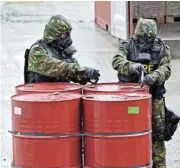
xmin=83 ymin=94 xmax=152 ymax=133
xmin=84 ymin=134 xmax=151 ymax=168
xmin=11 ymin=92 xmax=82 ymax=167
xmin=83 ymin=82 xmax=149 ymax=95
xmin=82 ymin=93 xmax=152 ymax=167
xmin=13 ymin=135 xmax=81 ymax=168
xmin=11 ymin=92 xmax=81 ymax=134
xmin=15 ymin=82 xmax=83 ymax=95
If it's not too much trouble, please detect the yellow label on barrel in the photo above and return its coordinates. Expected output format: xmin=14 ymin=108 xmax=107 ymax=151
xmin=128 ymin=107 xmax=139 ymax=114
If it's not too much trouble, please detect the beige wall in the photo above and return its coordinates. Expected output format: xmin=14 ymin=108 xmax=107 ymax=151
xmin=133 ymin=1 xmax=180 ymax=18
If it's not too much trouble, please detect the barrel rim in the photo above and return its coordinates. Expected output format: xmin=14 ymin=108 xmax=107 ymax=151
xmin=83 ymin=130 xmax=152 ymax=138
xmin=83 ymin=82 xmax=149 ymax=92
xmin=11 ymin=131 xmax=82 ymax=139
xmin=15 ymin=82 xmax=83 ymax=92
xmin=11 ymin=164 xmax=82 ymax=168
xmin=11 ymin=162 xmax=82 ymax=168
xmin=11 ymin=92 xmax=82 ymax=102
xmin=82 ymin=93 xmax=152 ymax=101
xmin=84 ymin=163 xmax=153 ymax=168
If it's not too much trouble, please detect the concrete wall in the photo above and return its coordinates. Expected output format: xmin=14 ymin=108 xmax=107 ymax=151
xmin=139 ymin=1 xmax=165 ymax=18
xmin=164 ymin=40 xmax=180 ymax=59
xmin=133 ymin=1 xmax=180 ymax=18
xmin=132 ymin=1 xmax=139 ymax=18
xmin=166 ymin=2 xmax=180 ymax=16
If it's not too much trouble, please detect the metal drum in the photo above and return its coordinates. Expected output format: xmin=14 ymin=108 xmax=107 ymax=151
xmin=84 ymin=134 xmax=151 ymax=168
xmin=12 ymin=135 xmax=81 ymax=168
xmin=15 ymin=82 xmax=83 ymax=95
xmin=11 ymin=92 xmax=81 ymax=134
xmin=83 ymin=82 xmax=149 ymax=95
xmin=11 ymin=92 xmax=82 ymax=168
xmin=82 ymin=93 xmax=152 ymax=167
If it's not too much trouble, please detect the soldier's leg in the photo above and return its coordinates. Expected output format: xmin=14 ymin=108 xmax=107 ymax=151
xmin=152 ymin=98 xmax=166 ymax=168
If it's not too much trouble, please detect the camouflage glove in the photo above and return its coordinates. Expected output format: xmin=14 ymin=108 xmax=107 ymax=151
xmin=69 ymin=66 xmax=100 ymax=85
xmin=143 ymin=74 xmax=154 ymax=86
xmin=130 ymin=63 xmax=145 ymax=76
xmin=84 ymin=67 xmax=100 ymax=84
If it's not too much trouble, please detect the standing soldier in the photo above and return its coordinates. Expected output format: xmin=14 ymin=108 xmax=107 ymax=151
xmin=112 ymin=18 xmax=171 ymax=168
xmin=24 ymin=15 xmax=100 ymax=85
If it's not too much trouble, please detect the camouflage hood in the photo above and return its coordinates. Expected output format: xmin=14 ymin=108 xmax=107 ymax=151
xmin=43 ymin=15 xmax=72 ymax=43
xmin=134 ymin=18 xmax=157 ymax=39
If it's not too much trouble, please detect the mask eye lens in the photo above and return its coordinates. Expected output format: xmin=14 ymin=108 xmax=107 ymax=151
xmin=61 ymin=32 xmax=69 ymax=39
xmin=148 ymin=38 xmax=154 ymax=44
xmin=137 ymin=35 xmax=154 ymax=44
xmin=138 ymin=36 xmax=145 ymax=44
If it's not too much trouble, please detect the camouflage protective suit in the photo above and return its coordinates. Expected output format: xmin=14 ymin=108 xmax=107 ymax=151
xmin=25 ymin=15 xmax=99 ymax=84
xmin=112 ymin=18 xmax=171 ymax=168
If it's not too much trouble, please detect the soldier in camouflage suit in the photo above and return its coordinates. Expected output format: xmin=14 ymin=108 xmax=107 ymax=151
xmin=112 ymin=18 xmax=171 ymax=168
xmin=25 ymin=15 xmax=100 ymax=84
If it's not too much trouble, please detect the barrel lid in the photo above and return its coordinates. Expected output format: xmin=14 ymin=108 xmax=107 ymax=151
xmin=84 ymin=82 xmax=148 ymax=92
xmin=11 ymin=92 xmax=81 ymax=102
xmin=16 ymin=82 xmax=82 ymax=93
xmin=82 ymin=93 xmax=151 ymax=101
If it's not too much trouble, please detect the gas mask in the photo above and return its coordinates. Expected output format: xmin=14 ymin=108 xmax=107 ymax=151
xmin=63 ymin=45 xmax=77 ymax=57
xmin=48 ymin=31 xmax=77 ymax=57
xmin=50 ymin=31 xmax=73 ymax=51
xmin=136 ymin=34 xmax=155 ymax=53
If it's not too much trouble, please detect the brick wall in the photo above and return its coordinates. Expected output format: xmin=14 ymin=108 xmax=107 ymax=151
xmin=133 ymin=1 xmax=180 ymax=23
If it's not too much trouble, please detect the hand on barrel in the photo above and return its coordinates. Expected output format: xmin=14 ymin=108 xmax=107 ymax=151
xmin=132 ymin=62 xmax=154 ymax=87
xmin=130 ymin=63 xmax=145 ymax=76
xmin=85 ymin=67 xmax=100 ymax=84
xmin=142 ymin=74 xmax=154 ymax=86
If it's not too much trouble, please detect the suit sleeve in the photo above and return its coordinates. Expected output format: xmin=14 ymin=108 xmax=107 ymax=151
xmin=112 ymin=40 xmax=135 ymax=75
xmin=28 ymin=45 xmax=85 ymax=78
xmin=151 ymin=45 xmax=172 ymax=86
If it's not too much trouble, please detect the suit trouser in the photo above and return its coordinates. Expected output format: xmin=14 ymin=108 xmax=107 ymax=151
xmin=152 ymin=98 xmax=166 ymax=168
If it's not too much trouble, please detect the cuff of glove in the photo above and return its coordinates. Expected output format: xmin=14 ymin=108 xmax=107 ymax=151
xmin=128 ymin=62 xmax=137 ymax=75
xmin=151 ymin=72 xmax=158 ymax=85
xmin=68 ymin=64 xmax=85 ymax=77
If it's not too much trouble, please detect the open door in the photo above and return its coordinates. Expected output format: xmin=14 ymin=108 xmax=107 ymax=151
xmin=111 ymin=1 xmax=129 ymax=40
xmin=95 ymin=1 xmax=133 ymax=40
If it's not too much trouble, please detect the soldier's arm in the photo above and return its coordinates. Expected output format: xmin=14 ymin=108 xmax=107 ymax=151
xmin=67 ymin=57 xmax=87 ymax=84
xmin=112 ymin=41 xmax=134 ymax=75
xmin=151 ymin=46 xmax=172 ymax=86
xmin=28 ymin=45 xmax=85 ymax=78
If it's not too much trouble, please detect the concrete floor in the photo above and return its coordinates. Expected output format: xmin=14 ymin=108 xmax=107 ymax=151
xmin=0 ymin=1 xmax=180 ymax=168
